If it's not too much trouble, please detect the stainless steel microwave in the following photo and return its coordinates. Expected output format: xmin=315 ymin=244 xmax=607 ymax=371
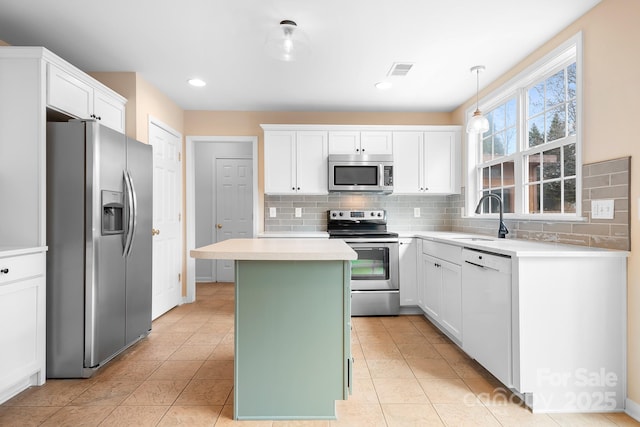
xmin=328 ymin=154 xmax=393 ymax=193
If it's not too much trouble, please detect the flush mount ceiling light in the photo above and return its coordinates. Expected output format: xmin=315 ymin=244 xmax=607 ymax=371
xmin=466 ymin=65 xmax=490 ymax=134
xmin=265 ymin=19 xmax=310 ymax=62
xmin=187 ymin=78 xmax=206 ymax=87
xmin=375 ymin=81 xmax=392 ymax=90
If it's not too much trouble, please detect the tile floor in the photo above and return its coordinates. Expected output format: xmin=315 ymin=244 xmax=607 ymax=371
xmin=0 ymin=282 xmax=638 ymax=426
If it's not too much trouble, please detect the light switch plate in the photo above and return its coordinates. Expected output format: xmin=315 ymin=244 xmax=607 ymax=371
xmin=269 ymin=207 xmax=276 ymax=218
xmin=591 ymin=199 xmax=614 ymax=220
xmin=295 ymin=207 xmax=302 ymax=218
xmin=414 ymin=207 xmax=421 ymax=218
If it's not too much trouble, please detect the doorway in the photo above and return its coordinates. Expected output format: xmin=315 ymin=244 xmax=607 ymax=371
xmin=186 ymin=136 xmax=258 ymax=302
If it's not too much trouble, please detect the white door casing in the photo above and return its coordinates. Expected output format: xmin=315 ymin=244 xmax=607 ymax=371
xmin=215 ymin=158 xmax=253 ymax=281
xmin=149 ymin=119 xmax=183 ymax=320
xmin=185 ymin=136 xmax=258 ymax=303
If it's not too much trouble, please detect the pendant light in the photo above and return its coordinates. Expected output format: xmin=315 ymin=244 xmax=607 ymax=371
xmin=265 ymin=20 xmax=310 ymax=62
xmin=466 ymin=65 xmax=490 ymax=134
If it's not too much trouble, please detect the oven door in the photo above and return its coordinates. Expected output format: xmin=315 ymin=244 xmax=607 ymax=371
xmin=345 ymin=241 xmax=399 ymax=290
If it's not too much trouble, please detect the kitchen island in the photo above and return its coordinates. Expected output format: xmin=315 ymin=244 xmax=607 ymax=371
xmin=190 ymin=238 xmax=356 ymax=420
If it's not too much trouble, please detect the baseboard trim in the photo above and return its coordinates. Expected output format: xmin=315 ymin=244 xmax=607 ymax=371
xmin=626 ymin=398 xmax=640 ymax=422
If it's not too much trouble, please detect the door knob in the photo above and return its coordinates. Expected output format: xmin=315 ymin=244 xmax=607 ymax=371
xmin=152 ymin=228 xmax=160 ymax=236
xmin=217 ymin=224 xmax=223 ymax=229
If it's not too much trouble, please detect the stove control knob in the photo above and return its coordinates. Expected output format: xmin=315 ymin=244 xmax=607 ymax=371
xmin=331 ymin=212 xmax=337 ymax=217
xmin=339 ymin=212 xmax=344 ymax=216
xmin=370 ymin=212 xmax=375 ymax=217
xmin=377 ymin=212 xmax=382 ymax=217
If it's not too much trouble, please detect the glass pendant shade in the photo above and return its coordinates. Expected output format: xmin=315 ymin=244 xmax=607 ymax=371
xmin=467 ymin=65 xmax=489 ymax=135
xmin=467 ymin=110 xmax=490 ymax=133
xmin=265 ymin=20 xmax=310 ymax=62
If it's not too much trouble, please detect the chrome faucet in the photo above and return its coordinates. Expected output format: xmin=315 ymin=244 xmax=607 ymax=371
xmin=475 ymin=194 xmax=509 ymax=239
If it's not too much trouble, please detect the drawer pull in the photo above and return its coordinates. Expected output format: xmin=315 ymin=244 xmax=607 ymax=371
xmin=0 ymin=268 xmax=8 ymax=274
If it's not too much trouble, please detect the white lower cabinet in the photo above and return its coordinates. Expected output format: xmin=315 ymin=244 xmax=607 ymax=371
xmin=419 ymin=240 xmax=462 ymax=343
xmin=512 ymin=255 xmax=626 ymax=412
xmin=0 ymin=249 xmax=46 ymax=404
xmin=398 ymin=238 xmax=417 ymax=306
xmin=412 ymin=236 xmax=627 ymax=413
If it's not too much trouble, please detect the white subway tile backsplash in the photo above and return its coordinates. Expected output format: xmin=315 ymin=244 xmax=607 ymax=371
xmin=264 ymin=157 xmax=630 ymax=250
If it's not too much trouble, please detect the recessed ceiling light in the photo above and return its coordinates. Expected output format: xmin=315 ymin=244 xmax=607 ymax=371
xmin=375 ymin=81 xmax=392 ymax=90
xmin=188 ymin=78 xmax=206 ymax=87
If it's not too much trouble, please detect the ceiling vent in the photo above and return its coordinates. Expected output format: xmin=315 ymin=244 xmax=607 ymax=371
xmin=387 ymin=62 xmax=414 ymax=77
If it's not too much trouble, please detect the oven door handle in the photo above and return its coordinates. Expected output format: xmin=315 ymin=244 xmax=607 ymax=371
xmin=351 ymin=290 xmax=399 ymax=294
xmin=344 ymin=239 xmax=399 ymax=244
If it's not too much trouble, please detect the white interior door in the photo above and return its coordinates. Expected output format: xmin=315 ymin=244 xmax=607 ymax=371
xmin=149 ymin=121 xmax=182 ymax=319
xmin=215 ymin=158 xmax=253 ymax=281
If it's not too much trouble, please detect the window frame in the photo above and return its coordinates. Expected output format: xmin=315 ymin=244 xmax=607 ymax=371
xmin=465 ymin=32 xmax=583 ymax=221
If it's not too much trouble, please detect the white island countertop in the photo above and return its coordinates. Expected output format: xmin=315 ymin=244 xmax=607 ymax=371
xmin=190 ymin=238 xmax=357 ymax=261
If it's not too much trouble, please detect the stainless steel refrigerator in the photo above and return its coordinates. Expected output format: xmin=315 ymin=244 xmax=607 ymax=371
xmin=46 ymin=120 xmax=152 ymax=378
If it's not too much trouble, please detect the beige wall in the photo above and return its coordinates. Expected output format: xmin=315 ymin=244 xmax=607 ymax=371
xmin=452 ymin=0 xmax=640 ymax=405
xmin=134 ymin=74 xmax=184 ymax=143
xmin=90 ymin=72 xmax=184 ymax=142
xmin=89 ymin=72 xmax=138 ymax=138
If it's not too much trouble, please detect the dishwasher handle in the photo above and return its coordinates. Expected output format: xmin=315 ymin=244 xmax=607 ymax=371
xmin=464 ymin=259 xmax=501 ymax=273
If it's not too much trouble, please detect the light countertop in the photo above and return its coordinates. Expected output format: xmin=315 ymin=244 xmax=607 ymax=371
xmin=402 ymin=231 xmax=628 ymax=258
xmin=257 ymin=232 xmax=330 ymax=239
xmin=0 ymin=246 xmax=48 ymax=257
xmin=190 ymin=238 xmax=357 ymax=261
xmin=255 ymin=230 xmax=627 ymax=258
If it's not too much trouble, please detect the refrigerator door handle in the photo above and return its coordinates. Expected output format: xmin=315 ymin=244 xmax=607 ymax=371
xmin=128 ymin=169 xmax=138 ymax=256
xmin=123 ymin=170 xmax=137 ymax=257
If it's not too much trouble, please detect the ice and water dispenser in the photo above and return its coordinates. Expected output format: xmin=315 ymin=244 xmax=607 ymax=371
xmin=101 ymin=190 xmax=124 ymax=235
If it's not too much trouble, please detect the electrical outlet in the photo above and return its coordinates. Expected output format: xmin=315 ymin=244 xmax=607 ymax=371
xmin=591 ymin=199 xmax=614 ymax=220
xmin=414 ymin=207 xmax=420 ymax=218
xmin=295 ymin=207 xmax=302 ymax=218
xmin=269 ymin=207 xmax=277 ymax=218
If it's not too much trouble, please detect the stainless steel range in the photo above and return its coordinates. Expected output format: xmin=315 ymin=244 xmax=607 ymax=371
xmin=327 ymin=210 xmax=399 ymax=316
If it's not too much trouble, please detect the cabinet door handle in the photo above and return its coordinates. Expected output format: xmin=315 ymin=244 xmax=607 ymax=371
xmin=0 ymin=268 xmax=8 ymax=274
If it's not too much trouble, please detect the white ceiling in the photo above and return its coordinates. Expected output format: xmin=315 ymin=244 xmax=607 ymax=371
xmin=0 ymin=0 xmax=601 ymax=112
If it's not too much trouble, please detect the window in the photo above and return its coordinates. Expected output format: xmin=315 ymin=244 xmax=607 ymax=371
xmin=469 ymin=34 xmax=581 ymax=219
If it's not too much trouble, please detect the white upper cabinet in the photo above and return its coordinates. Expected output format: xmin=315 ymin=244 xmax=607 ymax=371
xmin=263 ymin=125 xmax=458 ymax=196
xmin=424 ymin=131 xmax=459 ymax=194
xmin=393 ymin=128 xmax=461 ymax=194
xmin=47 ymin=63 xmax=93 ymax=119
xmin=264 ymin=130 xmax=328 ymax=195
xmin=92 ymin=87 xmax=126 ymax=133
xmin=47 ymin=62 xmax=126 ymax=133
xmin=392 ymin=132 xmax=423 ymax=194
xmin=328 ymin=131 xmax=392 ymax=155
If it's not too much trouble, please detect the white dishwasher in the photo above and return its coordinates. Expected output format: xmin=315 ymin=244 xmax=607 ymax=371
xmin=461 ymin=248 xmax=512 ymax=387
